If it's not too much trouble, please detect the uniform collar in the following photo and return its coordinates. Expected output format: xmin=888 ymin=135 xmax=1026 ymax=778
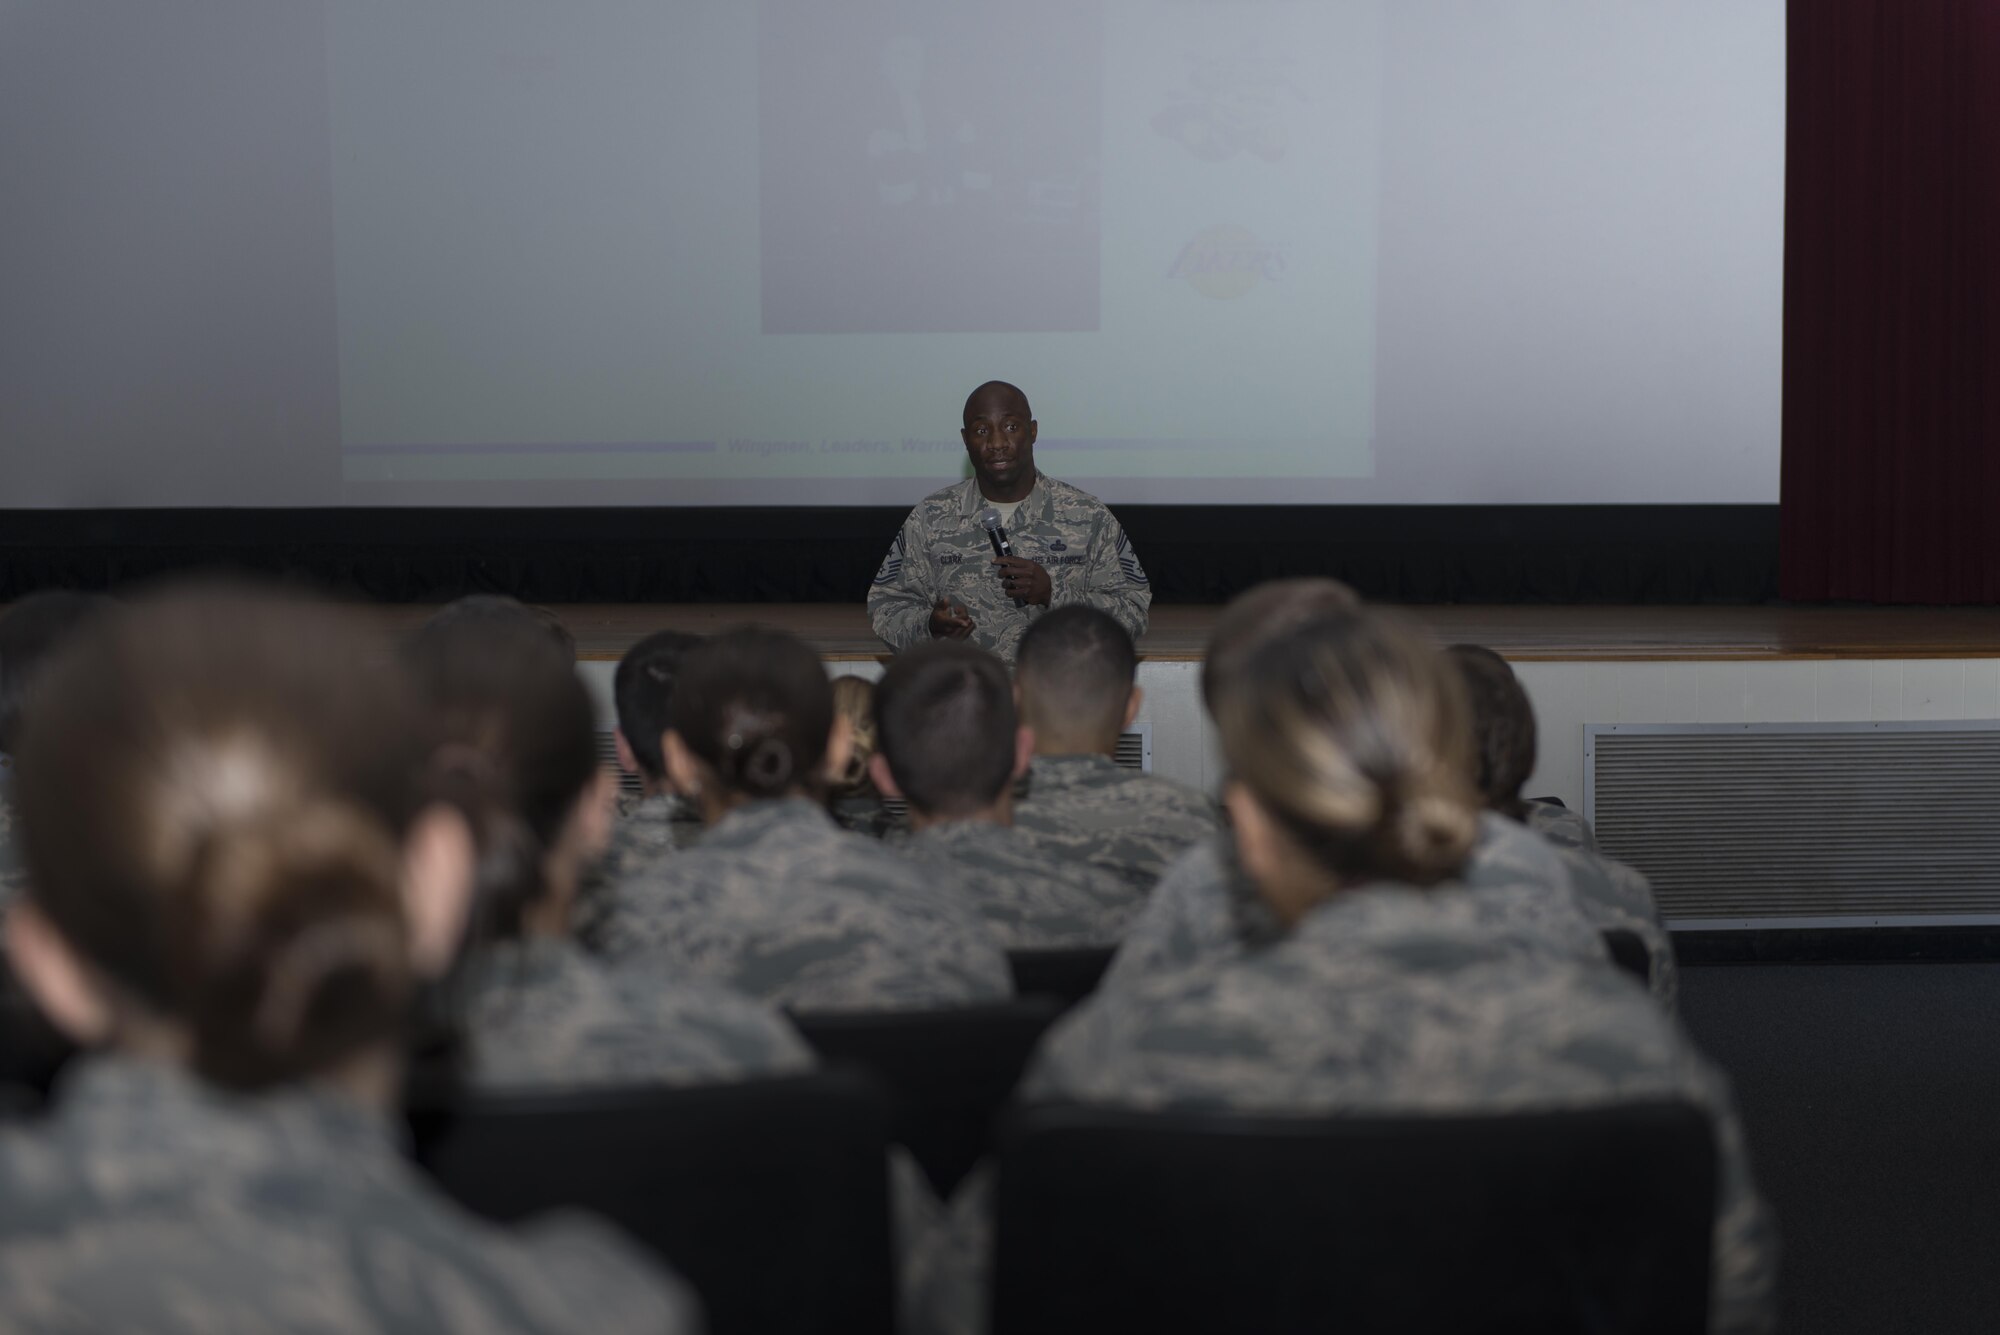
xmin=42 ymin=1055 xmax=407 ymax=1206
xmin=1029 ymin=753 xmax=1123 ymax=789
xmin=907 ymin=818 xmax=1013 ymax=854
xmin=702 ymin=796 xmax=839 ymax=851
xmin=956 ymin=472 xmax=1048 ymax=522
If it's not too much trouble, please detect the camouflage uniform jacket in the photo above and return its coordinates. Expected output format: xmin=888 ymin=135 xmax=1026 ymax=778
xmin=574 ymin=793 xmax=704 ymax=943
xmin=583 ymin=798 xmax=1013 ymax=1013
xmin=1011 ymin=754 xmax=1223 ymax=894
xmin=0 ymin=1056 xmax=697 ymax=1334
xmin=0 ymin=790 xmax=21 ymax=913
xmin=463 ymin=936 xmax=813 ymax=1092
xmin=867 ymin=474 xmax=1151 ymax=662
xmin=1020 ymin=884 xmax=1776 ymax=1335
xmin=1526 ymin=797 xmax=1597 ymax=851
xmin=1101 ymin=814 xmax=1607 ymax=992
xmin=1549 ymin=837 xmax=1678 ymax=1008
xmin=902 ymin=819 xmax=1147 ymax=950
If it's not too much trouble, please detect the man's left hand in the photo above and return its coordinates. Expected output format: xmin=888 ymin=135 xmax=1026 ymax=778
xmin=992 ymin=556 xmax=1052 ymax=607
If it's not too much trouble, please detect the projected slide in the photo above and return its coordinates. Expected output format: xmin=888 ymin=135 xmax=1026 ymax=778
xmin=327 ymin=1 xmax=1381 ymax=501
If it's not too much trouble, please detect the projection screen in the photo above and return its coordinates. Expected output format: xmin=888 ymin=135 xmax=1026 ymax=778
xmin=0 ymin=1 xmax=1785 ymax=508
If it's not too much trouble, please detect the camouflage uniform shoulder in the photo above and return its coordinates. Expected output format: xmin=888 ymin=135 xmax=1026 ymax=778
xmin=464 ymin=936 xmax=813 ymax=1092
xmin=904 ymin=820 xmax=1145 ymax=949
xmin=0 ymin=1057 xmax=696 ymax=1334
xmin=1099 ymin=834 xmax=1283 ymax=991
xmin=1525 ymin=798 xmax=1598 ymax=850
xmin=1014 ymin=756 xmax=1223 ymax=893
xmin=586 ymin=799 xmax=1012 ymax=1012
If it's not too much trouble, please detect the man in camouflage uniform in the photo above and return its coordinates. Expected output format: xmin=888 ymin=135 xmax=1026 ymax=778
xmin=874 ymin=642 xmax=1144 ymax=949
xmin=0 ymin=1056 xmax=697 ymax=1333
xmin=584 ymin=797 xmax=1013 ymax=1012
xmin=1008 ymin=606 xmax=1222 ymax=892
xmin=867 ymin=381 xmax=1151 ymax=663
xmin=463 ymin=933 xmax=814 ymax=1091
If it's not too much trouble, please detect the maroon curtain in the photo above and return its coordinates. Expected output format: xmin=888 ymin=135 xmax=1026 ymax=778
xmin=1780 ymin=0 xmax=2000 ymax=601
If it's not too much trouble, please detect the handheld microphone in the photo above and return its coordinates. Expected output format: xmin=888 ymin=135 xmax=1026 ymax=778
xmin=978 ymin=506 xmax=1023 ymax=607
xmin=977 ymin=506 xmax=1012 ymax=559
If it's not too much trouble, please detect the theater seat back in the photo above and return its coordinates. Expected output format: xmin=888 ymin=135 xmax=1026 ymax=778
xmin=410 ymin=1070 xmax=894 ymax=1335
xmin=993 ymin=1099 xmax=1716 ymax=1335
xmin=1005 ymin=946 xmax=1116 ymax=1009
xmin=790 ymin=997 xmax=1065 ymax=1197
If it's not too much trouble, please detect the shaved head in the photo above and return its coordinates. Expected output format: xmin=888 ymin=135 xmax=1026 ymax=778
xmin=963 ymin=380 xmax=1032 ymax=424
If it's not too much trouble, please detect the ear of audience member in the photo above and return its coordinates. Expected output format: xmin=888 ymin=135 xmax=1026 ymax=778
xmin=1014 ymin=605 xmax=1141 ymax=757
xmin=0 ymin=583 xmax=696 ymax=1332
xmin=412 ymin=594 xmax=576 ymax=665
xmin=871 ymin=643 xmax=1025 ymax=824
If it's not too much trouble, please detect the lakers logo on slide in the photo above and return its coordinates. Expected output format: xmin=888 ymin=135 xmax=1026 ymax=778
xmin=1167 ymin=225 xmax=1286 ymax=299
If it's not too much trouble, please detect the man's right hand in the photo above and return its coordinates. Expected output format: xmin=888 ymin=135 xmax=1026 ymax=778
xmin=929 ymin=598 xmax=976 ymax=640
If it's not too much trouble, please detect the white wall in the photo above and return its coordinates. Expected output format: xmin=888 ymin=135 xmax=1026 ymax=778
xmin=1514 ymin=660 xmax=2000 ymax=811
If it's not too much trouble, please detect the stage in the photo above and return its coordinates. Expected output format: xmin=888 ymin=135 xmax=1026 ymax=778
xmin=499 ymin=603 xmax=2000 ymax=664
xmin=490 ymin=602 xmax=2000 ymax=815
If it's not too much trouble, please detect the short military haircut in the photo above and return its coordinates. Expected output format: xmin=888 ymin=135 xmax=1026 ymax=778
xmin=411 ymin=595 xmax=575 ymax=664
xmin=1201 ymin=578 xmax=1361 ymax=717
xmin=1444 ymin=643 xmax=1537 ymax=819
xmin=1014 ymin=605 xmax=1137 ymax=739
xmin=0 ymin=590 xmax=112 ymax=754
xmin=963 ymin=379 xmax=1032 ymax=424
xmin=874 ymin=642 xmax=1018 ymax=818
xmin=614 ymin=630 xmax=703 ymax=780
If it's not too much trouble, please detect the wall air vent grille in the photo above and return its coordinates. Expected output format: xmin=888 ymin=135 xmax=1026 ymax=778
xmin=1585 ymin=722 xmax=2000 ymax=929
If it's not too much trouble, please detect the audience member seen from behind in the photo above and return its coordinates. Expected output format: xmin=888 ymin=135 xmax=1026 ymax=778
xmin=1010 ymin=606 xmax=1220 ymax=892
xmin=0 ymin=587 xmax=694 ymax=1332
xmin=605 ymin=630 xmax=708 ymax=881
xmin=583 ymin=626 xmax=1012 ymax=1011
xmin=411 ymin=593 xmax=576 ymax=663
xmin=1104 ymin=580 xmax=1605 ymax=991
xmin=1015 ymin=609 xmax=1774 ymax=1335
xmin=1445 ymin=643 xmax=1674 ymax=1003
xmin=0 ymin=591 xmax=111 ymax=908
xmin=827 ymin=675 xmax=897 ymax=839
xmin=1099 ymin=578 xmax=1358 ymax=990
xmin=405 ymin=618 xmax=810 ymax=1094
xmin=875 ymin=643 xmax=1143 ymax=949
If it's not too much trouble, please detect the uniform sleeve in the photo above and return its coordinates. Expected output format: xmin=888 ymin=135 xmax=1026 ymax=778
xmin=867 ymin=515 xmax=936 ymax=651
xmin=1056 ymin=510 xmax=1151 ymax=642
xmin=1697 ymin=1069 xmax=1780 ymax=1335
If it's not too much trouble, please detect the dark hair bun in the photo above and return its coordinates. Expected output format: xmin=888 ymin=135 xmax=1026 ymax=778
xmin=172 ymin=801 xmax=411 ymax=1090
